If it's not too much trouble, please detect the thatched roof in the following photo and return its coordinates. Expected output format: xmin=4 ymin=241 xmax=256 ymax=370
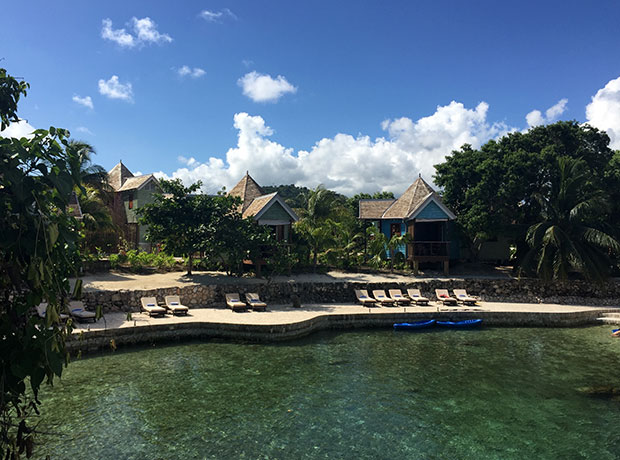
xmin=382 ymin=177 xmax=435 ymax=219
xmin=242 ymin=192 xmax=277 ymax=218
xmin=117 ymin=174 xmax=156 ymax=192
xmin=359 ymin=177 xmax=454 ymax=220
xmin=108 ymin=161 xmax=134 ymax=191
xmin=228 ymin=172 xmax=265 ymax=214
xmin=359 ymin=199 xmax=395 ymax=219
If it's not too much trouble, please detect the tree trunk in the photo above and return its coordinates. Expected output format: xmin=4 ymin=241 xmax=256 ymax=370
xmin=313 ymin=247 xmax=318 ymax=272
xmin=187 ymin=252 xmax=193 ymax=276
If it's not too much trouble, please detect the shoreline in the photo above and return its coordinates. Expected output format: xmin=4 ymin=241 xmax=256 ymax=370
xmin=67 ymin=302 xmax=620 ymax=354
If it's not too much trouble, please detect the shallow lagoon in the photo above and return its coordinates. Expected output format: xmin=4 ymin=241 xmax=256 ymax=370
xmin=38 ymin=326 xmax=620 ymax=459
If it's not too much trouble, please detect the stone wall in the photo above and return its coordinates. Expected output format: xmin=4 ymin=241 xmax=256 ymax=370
xmin=66 ymin=308 xmax=610 ymax=354
xmin=82 ymin=277 xmax=620 ymax=312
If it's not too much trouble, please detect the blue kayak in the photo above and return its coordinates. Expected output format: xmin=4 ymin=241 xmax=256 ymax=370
xmin=393 ymin=319 xmax=436 ymax=330
xmin=436 ymin=319 xmax=483 ymax=328
xmin=613 ymin=329 xmax=619 ymax=333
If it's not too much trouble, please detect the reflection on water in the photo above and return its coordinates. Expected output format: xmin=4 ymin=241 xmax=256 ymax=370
xmin=38 ymin=326 xmax=620 ymax=459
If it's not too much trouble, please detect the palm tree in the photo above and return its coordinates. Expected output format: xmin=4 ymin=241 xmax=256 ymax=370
xmin=366 ymin=226 xmax=411 ymax=272
xmin=67 ymin=140 xmax=110 ymax=195
xmin=520 ymin=156 xmax=620 ymax=282
xmin=79 ymin=186 xmax=116 ymax=252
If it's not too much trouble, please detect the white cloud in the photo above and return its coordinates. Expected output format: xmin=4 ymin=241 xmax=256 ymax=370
xmin=98 ymin=75 xmax=133 ymax=102
xmin=101 ymin=18 xmax=135 ymax=47
xmin=0 ymin=119 xmax=36 ymax=139
xmin=199 ymin=8 xmax=237 ymax=22
xmin=101 ymin=17 xmax=171 ymax=48
xmin=586 ymin=76 xmax=620 ymax=150
xmin=72 ymin=95 xmax=94 ymax=110
xmin=525 ymin=98 xmax=568 ymax=128
xmin=238 ymin=71 xmax=297 ymax=103
xmin=75 ymin=126 xmax=93 ymax=135
xmin=177 ymin=66 xmax=206 ymax=78
xmin=158 ymin=101 xmax=515 ymax=196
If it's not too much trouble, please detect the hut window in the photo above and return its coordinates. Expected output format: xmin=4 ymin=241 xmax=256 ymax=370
xmin=128 ymin=193 xmax=134 ymax=209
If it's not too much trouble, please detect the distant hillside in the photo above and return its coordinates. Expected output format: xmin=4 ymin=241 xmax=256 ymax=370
xmin=262 ymin=184 xmax=312 ymax=209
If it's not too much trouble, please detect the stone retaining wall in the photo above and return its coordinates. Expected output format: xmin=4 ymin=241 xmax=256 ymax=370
xmin=67 ymin=308 xmax=609 ymax=354
xmin=83 ymin=278 xmax=620 ymax=312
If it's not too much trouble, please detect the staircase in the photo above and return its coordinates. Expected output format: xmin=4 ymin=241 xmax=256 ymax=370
xmin=597 ymin=312 xmax=620 ymax=325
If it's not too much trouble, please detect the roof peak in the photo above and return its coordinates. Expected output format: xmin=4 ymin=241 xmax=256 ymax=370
xmin=228 ymin=172 xmax=265 ymax=213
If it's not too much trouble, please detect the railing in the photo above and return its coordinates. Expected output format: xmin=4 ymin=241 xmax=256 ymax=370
xmin=408 ymin=241 xmax=450 ymax=259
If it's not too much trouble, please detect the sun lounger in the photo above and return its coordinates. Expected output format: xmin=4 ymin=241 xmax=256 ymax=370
xmin=164 ymin=295 xmax=189 ymax=315
xmin=388 ymin=289 xmax=411 ymax=306
xmin=37 ymin=302 xmax=69 ymax=321
xmin=406 ymin=289 xmax=430 ymax=306
xmin=245 ymin=293 xmax=267 ymax=311
xmin=453 ymin=289 xmax=479 ymax=306
xmin=372 ymin=290 xmax=395 ymax=306
xmin=69 ymin=300 xmax=97 ymax=323
xmin=435 ymin=289 xmax=458 ymax=306
xmin=140 ymin=297 xmax=167 ymax=317
xmin=355 ymin=289 xmax=377 ymax=307
xmin=226 ymin=293 xmax=247 ymax=312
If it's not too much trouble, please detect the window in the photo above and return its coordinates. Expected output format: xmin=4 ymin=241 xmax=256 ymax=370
xmin=390 ymin=223 xmax=401 ymax=237
xmin=128 ymin=193 xmax=134 ymax=209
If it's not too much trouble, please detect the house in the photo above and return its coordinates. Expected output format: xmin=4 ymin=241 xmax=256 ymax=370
xmin=359 ymin=176 xmax=456 ymax=274
xmin=108 ymin=161 xmax=160 ymax=250
xmin=228 ymin=172 xmax=298 ymax=241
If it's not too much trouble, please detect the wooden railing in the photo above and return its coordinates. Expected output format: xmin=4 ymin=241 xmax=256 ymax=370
xmin=407 ymin=241 xmax=450 ymax=259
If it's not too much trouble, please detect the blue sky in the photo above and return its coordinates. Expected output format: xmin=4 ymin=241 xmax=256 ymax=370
xmin=2 ymin=0 xmax=620 ymax=195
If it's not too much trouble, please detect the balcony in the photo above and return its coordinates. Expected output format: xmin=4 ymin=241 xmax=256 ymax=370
xmin=407 ymin=241 xmax=450 ymax=262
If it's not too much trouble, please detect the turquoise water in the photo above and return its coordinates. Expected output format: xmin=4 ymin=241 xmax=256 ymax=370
xmin=38 ymin=326 xmax=620 ymax=459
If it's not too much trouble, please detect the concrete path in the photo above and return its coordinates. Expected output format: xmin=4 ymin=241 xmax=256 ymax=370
xmin=72 ymin=301 xmax=620 ymax=332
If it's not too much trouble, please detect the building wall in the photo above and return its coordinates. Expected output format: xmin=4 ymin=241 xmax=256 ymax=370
xmin=120 ymin=183 xmax=159 ymax=249
xmin=260 ymin=201 xmax=291 ymax=222
xmin=380 ymin=219 xmax=406 ymax=257
xmin=416 ymin=201 xmax=450 ymax=220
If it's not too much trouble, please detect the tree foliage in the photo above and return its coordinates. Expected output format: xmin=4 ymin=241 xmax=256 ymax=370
xmin=1 ymin=68 xmax=82 ymax=458
xmin=434 ymin=121 xmax=616 ymax=262
xmin=520 ymin=157 xmax=620 ymax=282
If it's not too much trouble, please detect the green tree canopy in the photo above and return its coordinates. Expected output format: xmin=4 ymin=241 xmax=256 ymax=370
xmin=1 ymin=68 xmax=83 ymax=458
xmin=434 ymin=121 xmax=616 ymax=260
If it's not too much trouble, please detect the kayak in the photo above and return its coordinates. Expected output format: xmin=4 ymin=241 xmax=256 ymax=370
xmin=393 ymin=319 xmax=436 ymax=330
xmin=436 ymin=319 xmax=483 ymax=328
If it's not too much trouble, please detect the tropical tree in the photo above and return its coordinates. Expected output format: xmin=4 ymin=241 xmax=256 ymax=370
xmin=366 ymin=226 xmax=412 ymax=272
xmin=434 ymin=121 xmax=615 ymax=261
xmin=79 ymin=185 xmax=117 ymax=253
xmin=67 ymin=140 xmax=110 ymax=193
xmin=520 ymin=157 xmax=620 ymax=282
xmin=1 ymin=68 xmax=83 ymax=458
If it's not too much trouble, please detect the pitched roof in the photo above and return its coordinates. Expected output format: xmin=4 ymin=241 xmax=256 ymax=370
xmin=359 ymin=199 xmax=395 ymax=219
xmin=117 ymin=174 xmax=156 ymax=192
xmin=67 ymin=191 xmax=83 ymax=219
xmin=382 ymin=177 xmax=436 ymax=219
xmin=108 ymin=161 xmax=134 ymax=191
xmin=228 ymin=172 xmax=265 ymax=213
xmin=359 ymin=177 xmax=455 ymax=221
xmin=242 ymin=192 xmax=278 ymax=218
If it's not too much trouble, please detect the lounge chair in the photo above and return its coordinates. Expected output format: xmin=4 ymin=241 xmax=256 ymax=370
xmin=453 ymin=289 xmax=479 ymax=306
xmin=164 ymin=296 xmax=190 ymax=315
xmin=37 ymin=302 xmax=70 ymax=321
xmin=372 ymin=290 xmax=395 ymax=306
xmin=435 ymin=289 xmax=458 ymax=306
xmin=69 ymin=300 xmax=97 ymax=323
xmin=355 ymin=289 xmax=377 ymax=307
xmin=388 ymin=289 xmax=411 ymax=306
xmin=225 ymin=293 xmax=247 ymax=312
xmin=406 ymin=288 xmax=430 ymax=306
xmin=140 ymin=297 xmax=167 ymax=317
xmin=245 ymin=293 xmax=267 ymax=311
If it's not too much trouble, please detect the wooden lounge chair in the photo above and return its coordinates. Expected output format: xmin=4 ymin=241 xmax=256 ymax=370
xmin=453 ymin=289 xmax=479 ymax=306
xmin=388 ymin=289 xmax=411 ymax=306
xmin=140 ymin=297 xmax=167 ymax=317
xmin=226 ymin=293 xmax=247 ymax=312
xmin=164 ymin=295 xmax=190 ymax=315
xmin=69 ymin=300 xmax=97 ymax=323
xmin=435 ymin=289 xmax=458 ymax=306
xmin=372 ymin=290 xmax=395 ymax=306
xmin=406 ymin=289 xmax=430 ymax=306
xmin=37 ymin=302 xmax=69 ymax=321
xmin=245 ymin=293 xmax=267 ymax=311
xmin=355 ymin=289 xmax=377 ymax=307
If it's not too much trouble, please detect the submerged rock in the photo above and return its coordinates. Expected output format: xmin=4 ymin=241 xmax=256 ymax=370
xmin=578 ymin=385 xmax=620 ymax=401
